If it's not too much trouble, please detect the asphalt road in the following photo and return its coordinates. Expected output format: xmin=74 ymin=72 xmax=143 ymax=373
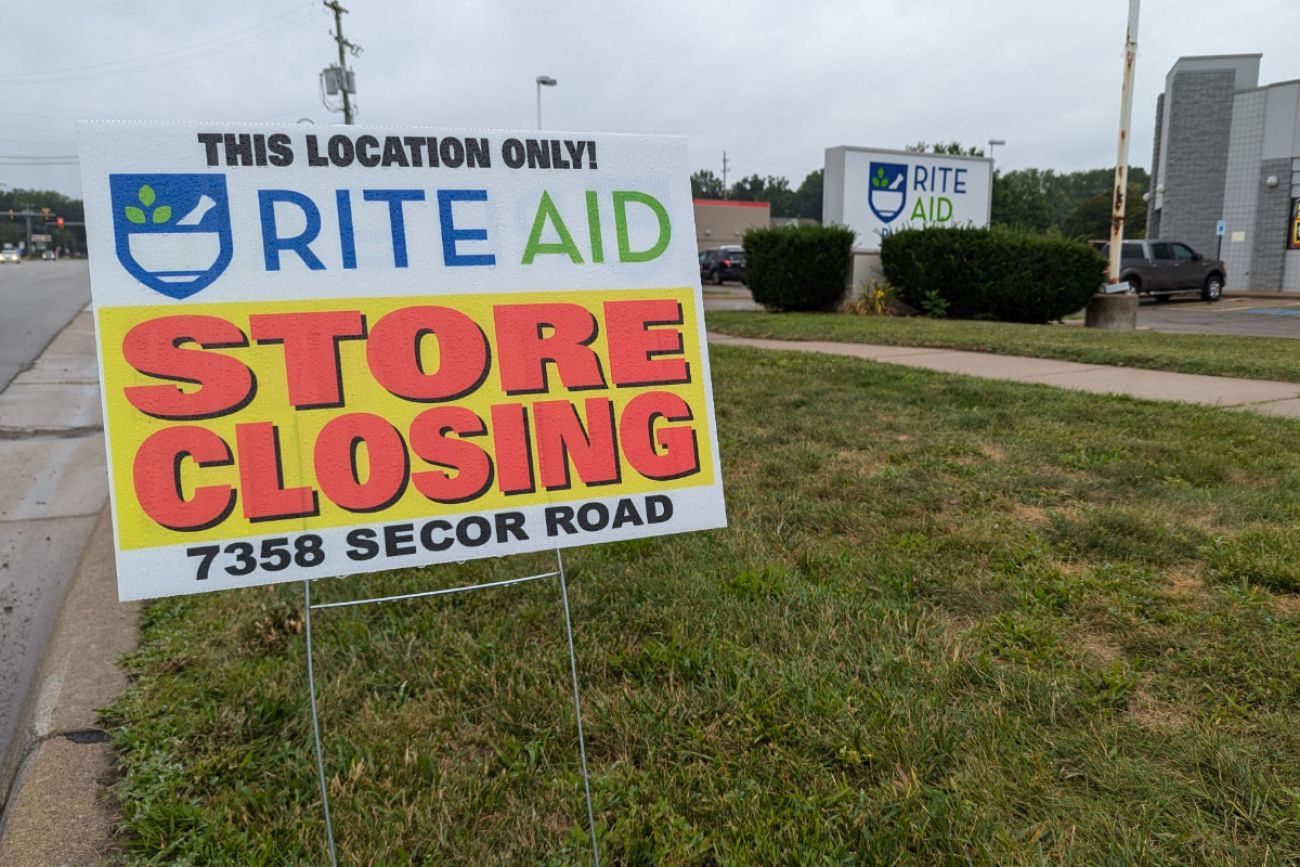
xmin=0 ymin=261 xmax=93 ymax=394
xmin=1138 ymin=295 xmax=1300 ymax=338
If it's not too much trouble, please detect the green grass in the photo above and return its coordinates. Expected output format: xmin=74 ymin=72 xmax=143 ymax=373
xmin=707 ymin=310 xmax=1300 ymax=384
xmin=106 ymin=346 xmax=1300 ymax=865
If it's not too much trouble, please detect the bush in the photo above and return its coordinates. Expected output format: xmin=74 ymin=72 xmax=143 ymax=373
xmin=742 ymin=224 xmax=855 ymax=311
xmin=880 ymin=226 xmax=1105 ymax=324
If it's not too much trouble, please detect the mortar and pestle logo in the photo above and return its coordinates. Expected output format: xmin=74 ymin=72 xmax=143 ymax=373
xmin=110 ymin=174 xmax=233 ymax=299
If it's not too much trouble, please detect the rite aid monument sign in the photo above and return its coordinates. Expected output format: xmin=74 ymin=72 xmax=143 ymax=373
xmin=824 ymin=146 xmax=993 ymax=252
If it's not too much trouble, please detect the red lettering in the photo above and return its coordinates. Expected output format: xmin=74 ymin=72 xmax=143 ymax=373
xmin=533 ymin=398 xmax=619 ymax=490
xmin=133 ymin=426 xmax=236 ymax=531
xmin=490 ymin=403 xmax=535 ymax=494
xmin=367 ymin=306 xmax=488 ymax=402
xmin=604 ymin=299 xmax=689 ymax=386
xmin=122 ymin=315 xmax=254 ymax=419
xmin=620 ymin=391 xmax=700 ymax=481
xmin=409 ymin=407 xmax=493 ymax=503
xmin=314 ymin=412 xmax=409 ymax=512
xmin=493 ymin=303 xmax=605 ymax=394
xmin=249 ymin=310 xmax=365 ymax=408
xmin=235 ymin=422 xmax=317 ymax=521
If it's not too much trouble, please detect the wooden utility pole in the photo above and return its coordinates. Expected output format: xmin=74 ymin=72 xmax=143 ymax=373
xmin=324 ymin=0 xmax=355 ymax=125
xmin=1107 ymin=0 xmax=1140 ymax=283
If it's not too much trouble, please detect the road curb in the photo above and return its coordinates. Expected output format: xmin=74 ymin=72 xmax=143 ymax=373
xmin=0 ymin=507 xmax=137 ymax=865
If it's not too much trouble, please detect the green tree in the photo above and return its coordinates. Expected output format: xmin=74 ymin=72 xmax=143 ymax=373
xmin=905 ymin=141 xmax=986 ymax=157
xmin=792 ymin=169 xmax=823 ymax=221
xmin=728 ymin=174 xmax=796 ymax=218
xmin=690 ymin=170 xmax=724 ymax=200
xmin=991 ymin=171 xmax=1053 ymax=232
xmin=1058 ymin=184 xmax=1147 ymax=241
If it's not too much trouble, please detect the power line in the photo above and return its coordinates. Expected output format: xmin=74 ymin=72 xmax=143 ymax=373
xmin=0 ymin=6 xmax=318 ymax=84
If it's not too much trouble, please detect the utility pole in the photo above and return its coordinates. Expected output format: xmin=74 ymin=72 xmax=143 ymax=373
xmin=324 ymin=0 xmax=355 ymax=125
xmin=721 ymin=151 xmax=730 ymax=199
xmin=1107 ymin=0 xmax=1140 ymax=285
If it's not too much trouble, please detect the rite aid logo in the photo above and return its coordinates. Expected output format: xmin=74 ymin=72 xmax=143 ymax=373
xmin=867 ymin=162 xmax=908 ymax=224
xmin=110 ymin=173 xmax=232 ymax=299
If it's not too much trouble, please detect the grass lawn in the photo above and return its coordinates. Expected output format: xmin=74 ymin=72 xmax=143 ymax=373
xmin=707 ymin=310 xmax=1300 ymax=384
xmin=107 ymin=346 xmax=1300 ymax=865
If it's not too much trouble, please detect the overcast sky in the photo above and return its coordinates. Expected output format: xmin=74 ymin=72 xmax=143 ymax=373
xmin=3 ymin=0 xmax=1296 ymax=198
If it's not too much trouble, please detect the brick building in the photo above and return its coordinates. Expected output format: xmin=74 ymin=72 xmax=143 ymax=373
xmin=1149 ymin=54 xmax=1300 ymax=291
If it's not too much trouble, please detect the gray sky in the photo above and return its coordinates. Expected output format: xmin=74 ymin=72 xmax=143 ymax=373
xmin=3 ymin=0 xmax=1296 ymax=198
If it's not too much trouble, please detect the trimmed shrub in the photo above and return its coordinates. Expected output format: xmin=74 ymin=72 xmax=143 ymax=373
xmin=880 ymin=226 xmax=1105 ymax=324
xmin=743 ymin=224 xmax=855 ymax=311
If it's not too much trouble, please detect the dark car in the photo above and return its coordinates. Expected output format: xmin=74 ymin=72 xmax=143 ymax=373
xmin=699 ymin=246 xmax=745 ymax=285
xmin=1099 ymin=239 xmax=1226 ymax=302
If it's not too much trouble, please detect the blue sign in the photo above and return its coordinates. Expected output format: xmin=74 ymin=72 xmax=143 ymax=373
xmin=868 ymin=162 xmax=908 ymax=224
xmin=110 ymin=173 xmax=232 ymax=299
xmin=1216 ymin=219 xmax=1226 ymax=237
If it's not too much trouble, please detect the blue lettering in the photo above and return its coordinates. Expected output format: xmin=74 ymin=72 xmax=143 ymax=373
xmin=913 ymin=165 xmax=929 ymax=191
xmin=437 ymin=189 xmax=495 ymax=267
xmin=954 ymin=168 xmax=967 ymax=195
xmin=258 ymin=189 xmax=325 ymax=271
xmin=363 ymin=189 xmax=425 ymax=268
xmin=336 ymin=190 xmax=356 ymax=270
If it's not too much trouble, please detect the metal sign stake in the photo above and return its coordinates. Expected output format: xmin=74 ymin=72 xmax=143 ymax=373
xmin=301 ymin=550 xmax=600 ymax=865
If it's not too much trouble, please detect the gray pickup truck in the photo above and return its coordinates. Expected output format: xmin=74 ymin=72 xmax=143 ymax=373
xmin=1099 ymin=240 xmax=1226 ymax=302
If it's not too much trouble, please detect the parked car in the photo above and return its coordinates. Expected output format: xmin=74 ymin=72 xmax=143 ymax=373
xmin=0 ymin=248 xmax=21 ymax=264
xmin=41 ymin=250 xmax=55 ymax=261
xmin=699 ymin=246 xmax=745 ymax=285
xmin=1099 ymin=239 xmax=1226 ymax=302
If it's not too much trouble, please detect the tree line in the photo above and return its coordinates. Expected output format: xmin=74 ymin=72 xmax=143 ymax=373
xmin=691 ymin=141 xmax=1149 ymax=242
xmin=0 ymin=187 xmax=86 ymax=254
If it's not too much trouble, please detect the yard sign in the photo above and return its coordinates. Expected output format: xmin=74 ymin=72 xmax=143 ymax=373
xmin=79 ymin=123 xmax=726 ymax=601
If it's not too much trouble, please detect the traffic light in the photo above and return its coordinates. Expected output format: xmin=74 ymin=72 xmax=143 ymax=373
xmin=56 ymin=217 xmax=64 ymax=229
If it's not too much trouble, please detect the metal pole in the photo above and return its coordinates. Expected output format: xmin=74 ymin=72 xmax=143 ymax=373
xmin=1108 ymin=0 xmax=1140 ymax=284
xmin=555 ymin=548 xmax=600 ymax=865
xmin=537 ymin=80 xmax=542 ymax=131
xmin=303 ymin=580 xmax=340 ymax=867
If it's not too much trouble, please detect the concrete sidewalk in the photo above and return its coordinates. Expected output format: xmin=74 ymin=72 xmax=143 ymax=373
xmin=708 ymin=333 xmax=1300 ymax=418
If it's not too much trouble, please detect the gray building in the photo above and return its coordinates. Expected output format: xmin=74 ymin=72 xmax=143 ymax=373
xmin=1148 ymin=54 xmax=1300 ymax=291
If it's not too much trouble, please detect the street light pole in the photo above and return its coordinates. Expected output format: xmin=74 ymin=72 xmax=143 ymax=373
xmin=988 ymin=138 xmax=1005 ymax=163
xmin=536 ymin=75 xmax=557 ymax=130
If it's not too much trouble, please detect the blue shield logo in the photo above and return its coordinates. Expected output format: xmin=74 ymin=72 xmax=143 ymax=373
xmin=110 ymin=174 xmax=232 ymax=299
xmin=868 ymin=162 xmax=908 ymax=224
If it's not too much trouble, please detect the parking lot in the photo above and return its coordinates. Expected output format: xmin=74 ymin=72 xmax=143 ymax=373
xmin=1137 ymin=295 xmax=1300 ymax=338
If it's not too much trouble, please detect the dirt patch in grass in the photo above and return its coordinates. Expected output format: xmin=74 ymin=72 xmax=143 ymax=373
xmin=1126 ymin=684 xmax=1190 ymax=732
xmin=1076 ymin=628 xmax=1124 ymax=663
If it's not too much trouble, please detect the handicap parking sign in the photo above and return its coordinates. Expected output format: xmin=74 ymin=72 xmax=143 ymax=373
xmin=110 ymin=173 xmax=232 ymax=299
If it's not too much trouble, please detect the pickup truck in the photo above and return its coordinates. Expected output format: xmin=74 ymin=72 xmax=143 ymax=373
xmin=1099 ymin=239 xmax=1226 ymax=302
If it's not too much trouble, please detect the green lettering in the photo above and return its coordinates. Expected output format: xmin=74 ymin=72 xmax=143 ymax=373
xmin=910 ymin=198 xmax=927 ymax=221
xmin=585 ymin=190 xmax=604 ymax=264
xmin=521 ymin=191 xmax=583 ymax=265
xmin=613 ymin=191 xmax=671 ymax=263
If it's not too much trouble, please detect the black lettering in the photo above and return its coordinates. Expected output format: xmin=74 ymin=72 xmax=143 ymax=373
xmin=197 ymin=133 xmax=222 ymax=166
xmin=577 ymin=502 xmax=608 ymax=532
xmin=306 ymin=134 xmax=329 ymax=167
xmin=328 ymin=134 xmax=355 ymax=167
xmin=550 ymin=140 xmax=571 ymax=169
xmin=224 ymin=133 xmax=253 ymax=167
xmin=268 ymin=133 xmax=294 ymax=167
xmin=253 ymin=134 xmax=268 ymax=166
xmin=346 ymin=528 xmax=379 ymax=561
xmin=465 ymin=137 xmax=490 ymax=168
xmin=546 ymin=505 xmax=577 ymax=536
xmin=495 ymin=511 xmax=528 ymax=542
xmin=419 ymin=519 xmax=454 ymax=551
xmin=381 ymin=136 xmax=410 ymax=167
xmin=384 ymin=522 xmax=416 ymax=556
xmin=356 ymin=135 xmax=380 ymax=168
xmin=646 ymin=494 xmax=673 ymax=524
xmin=611 ymin=498 xmax=644 ymax=528
xmin=402 ymin=136 xmax=425 ymax=167
xmin=456 ymin=516 xmax=491 ymax=547
xmin=440 ymin=137 xmax=465 ymax=168
xmin=526 ymin=139 xmax=551 ymax=169
xmin=587 ymin=141 xmax=597 ymax=169
xmin=565 ymin=140 xmax=586 ymax=169
xmin=502 ymin=138 xmax=525 ymax=168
